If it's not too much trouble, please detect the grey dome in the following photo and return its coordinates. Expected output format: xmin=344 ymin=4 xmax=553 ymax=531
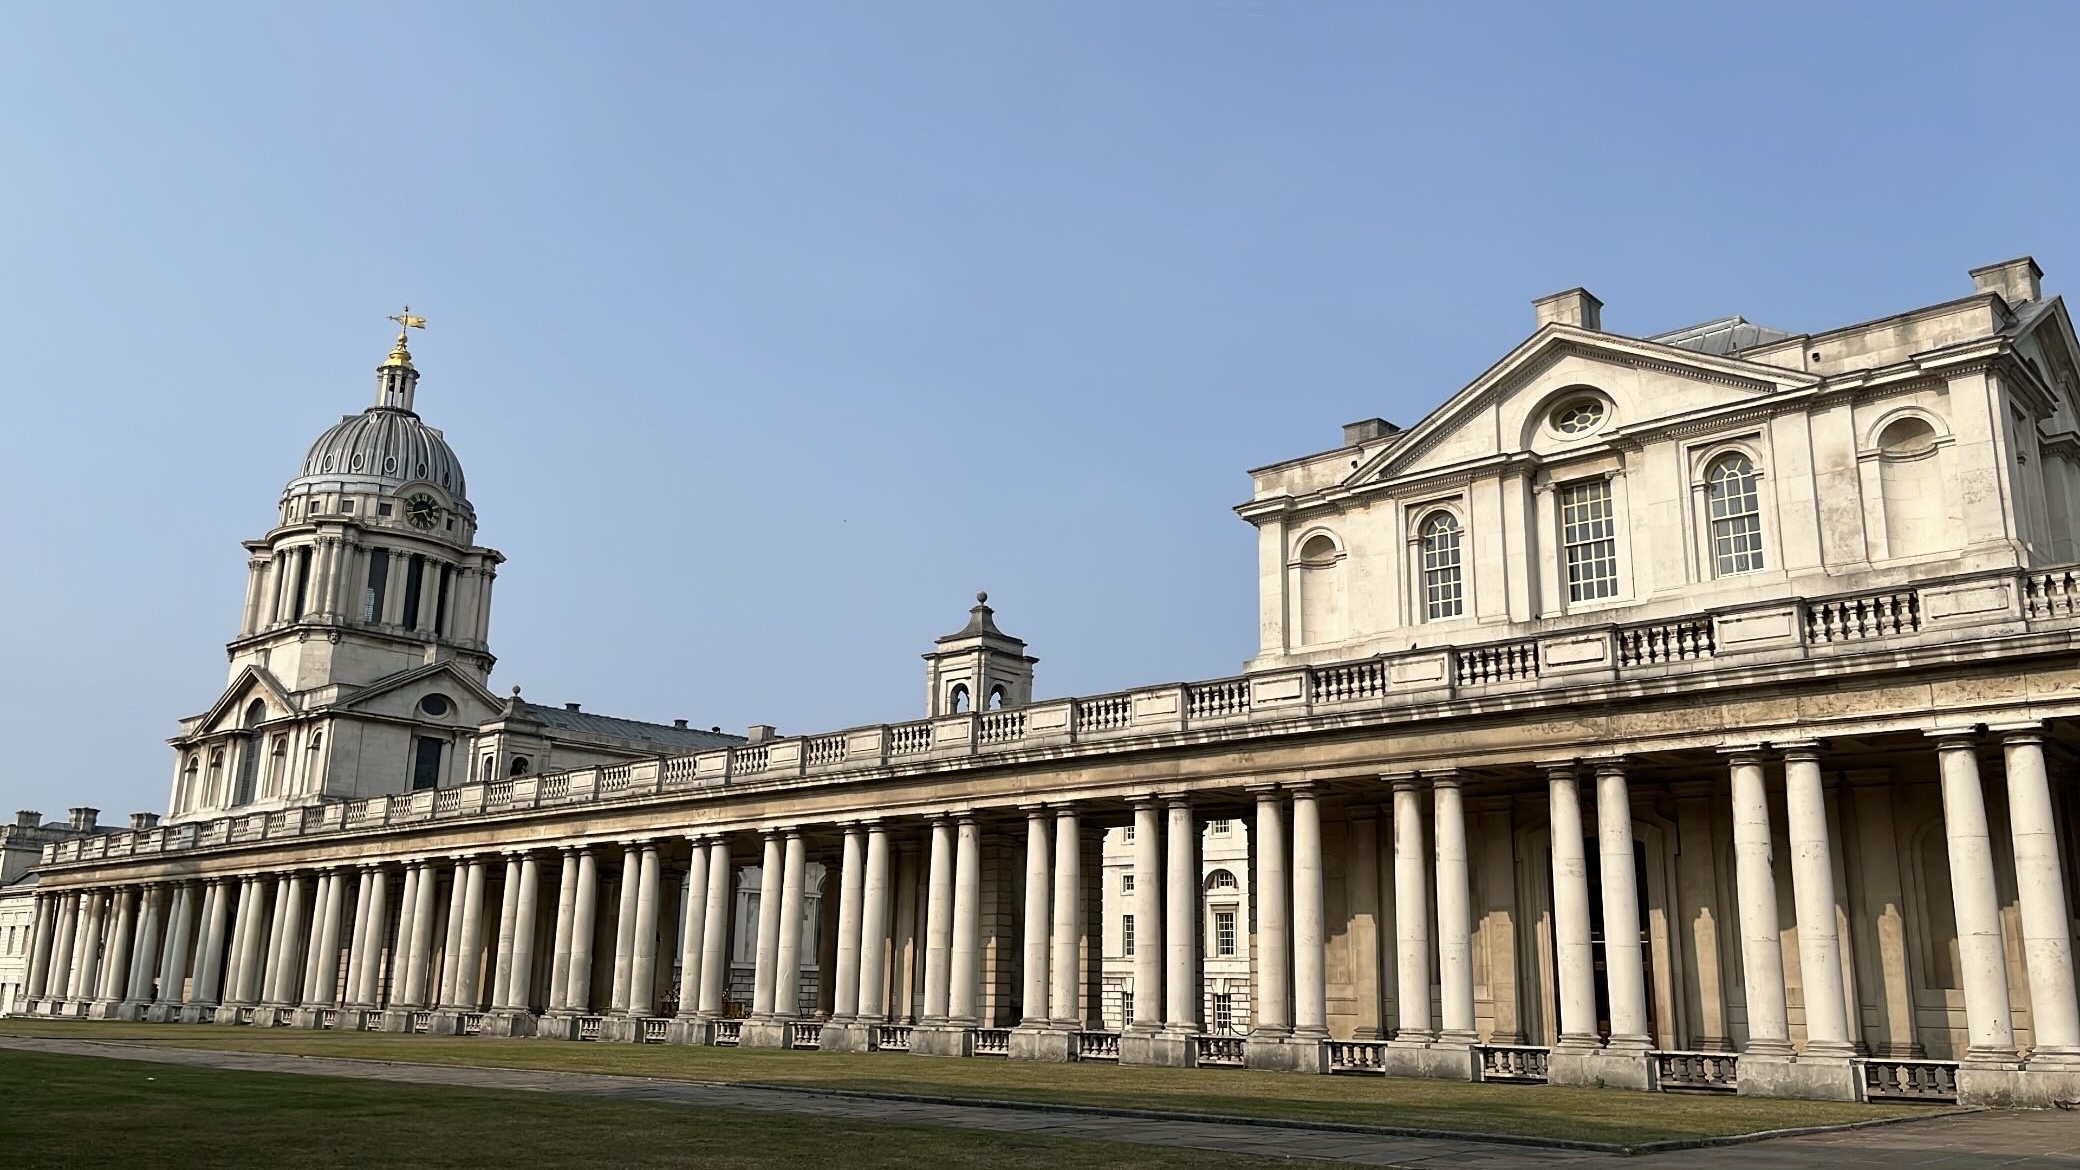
xmin=298 ymin=407 xmax=469 ymax=501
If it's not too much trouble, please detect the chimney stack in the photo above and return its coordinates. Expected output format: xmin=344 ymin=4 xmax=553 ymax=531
xmin=746 ymin=724 xmax=777 ymax=744
xmin=14 ymin=810 xmax=38 ymax=828
xmin=1970 ymin=256 xmax=2043 ymax=306
xmin=564 ymin=702 xmax=582 ymax=712
xmin=1534 ymin=287 xmax=1604 ymax=331
xmin=673 ymin=719 xmax=689 ymax=729
xmin=1341 ymin=418 xmax=1400 ymax=447
xmin=129 ymin=812 xmax=161 ymax=831
xmin=67 ymin=807 xmax=99 ymax=832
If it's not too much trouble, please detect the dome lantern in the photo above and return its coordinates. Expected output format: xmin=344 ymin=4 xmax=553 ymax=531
xmin=375 ymin=307 xmax=426 ymax=412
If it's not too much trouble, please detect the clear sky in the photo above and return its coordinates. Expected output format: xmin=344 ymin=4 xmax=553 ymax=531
xmin=2 ymin=2 xmax=2074 ymax=822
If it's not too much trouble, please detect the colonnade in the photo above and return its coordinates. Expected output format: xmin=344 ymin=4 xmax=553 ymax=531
xmin=16 ymin=727 xmax=2080 ymax=1101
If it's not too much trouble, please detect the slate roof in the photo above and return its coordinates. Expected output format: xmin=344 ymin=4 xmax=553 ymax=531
xmin=1646 ymin=315 xmax=1796 ymax=357
xmin=508 ymin=701 xmax=746 ymax=752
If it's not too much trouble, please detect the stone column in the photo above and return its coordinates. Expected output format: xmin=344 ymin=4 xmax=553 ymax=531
xmin=437 ymin=861 xmax=470 ymax=1007
xmin=1547 ymin=764 xmax=1599 ymax=1049
xmin=1392 ymin=775 xmax=1433 ymax=1042
xmin=1933 ymin=733 xmax=2019 ymax=1062
xmin=859 ymin=824 xmax=893 ymax=1022
xmin=610 ymin=845 xmax=643 ymax=1013
xmin=158 ymin=885 xmax=197 ymax=1009
xmin=549 ymin=849 xmax=580 ymax=1011
xmin=296 ymin=873 xmax=330 ymax=1005
xmin=354 ymin=867 xmax=390 ymax=1007
xmin=24 ymin=894 xmax=56 ymax=1001
xmin=233 ymin=879 xmax=270 ymax=1004
xmin=1433 ymin=772 xmax=1477 ymax=1046
xmin=1130 ymin=799 xmax=1164 ymax=1031
xmin=751 ymin=833 xmax=785 ymax=1019
xmin=270 ymin=875 xmax=310 ymax=1007
xmin=74 ymin=892 xmax=106 ymax=1002
xmin=1594 ymin=760 xmax=1649 ymax=1050
xmin=344 ymin=869 xmax=374 ymax=1007
xmin=192 ymin=881 xmax=231 ymax=1007
xmin=1782 ymin=742 xmax=1854 ymax=1056
xmin=454 ymin=857 xmax=489 ymax=1009
xmin=773 ymin=832 xmax=808 ymax=1021
xmin=834 ymin=826 xmax=867 ymax=1021
xmin=1250 ymin=787 xmax=1292 ymax=1037
xmin=506 ymin=854 xmax=541 ymax=1012
xmin=405 ymin=862 xmax=441 ymax=1008
xmin=922 ymin=818 xmax=955 ymax=1025
xmin=567 ymin=847 xmax=600 ymax=1013
xmin=1164 ymin=798 xmax=1199 ymax=1035
xmin=697 ymin=839 xmax=734 ymax=1018
xmin=257 ymin=878 xmax=289 ymax=1005
xmin=491 ymin=855 xmax=524 ymax=1009
xmin=1292 ymin=787 xmax=1328 ymax=1040
xmin=2000 ymin=728 xmax=2080 ymax=1065
xmin=629 ymin=842 xmax=662 ymax=1017
xmin=675 ymin=838 xmax=710 ymax=1018
xmin=1017 ymin=811 xmax=1051 ymax=1027
xmin=103 ymin=888 xmax=138 ymax=1004
xmin=45 ymin=893 xmax=78 ymax=1003
xmin=949 ymin=816 xmax=983 ymax=1027
xmin=308 ymin=870 xmax=346 ymax=1006
xmin=1726 ymin=748 xmax=1792 ymax=1054
xmin=391 ymin=864 xmax=422 ymax=1004
xmin=1049 ymin=808 xmax=1082 ymax=1027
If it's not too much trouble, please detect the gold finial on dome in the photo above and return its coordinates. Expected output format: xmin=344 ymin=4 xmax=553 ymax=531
xmin=382 ymin=306 xmax=427 ymax=369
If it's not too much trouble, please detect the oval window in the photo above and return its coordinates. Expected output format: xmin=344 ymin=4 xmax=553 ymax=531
xmin=420 ymin=694 xmax=452 ymax=717
xmin=1552 ymin=398 xmax=1606 ymax=435
xmin=322 ymin=454 xmax=335 ymax=471
xmin=384 ymin=456 xmax=397 ymax=474
xmin=351 ymin=453 xmax=365 ymax=471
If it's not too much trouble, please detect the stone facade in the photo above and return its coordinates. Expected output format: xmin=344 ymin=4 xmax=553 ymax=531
xmin=15 ymin=259 xmax=2080 ymax=1108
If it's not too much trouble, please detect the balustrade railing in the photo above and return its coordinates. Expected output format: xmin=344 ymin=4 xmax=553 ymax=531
xmin=236 ymin=1007 xmax=256 ymax=1025
xmin=2026 ymin=568 xmax=2080 ymax=618
xmin=409 ymin=1011 xmax=432 ymax=1034
xmin=712 ymin=1019 xmax=743 ymax=1046
xmin=972 ymin=1028 xmax=1011 ymax=1056
xmin=538 ymin=774 xmax=571 ymax=803
xmin=433 ymin=790 xmax=464 ymax=815
xmin=1186 ymin=679 xmax=1250 ymax=721
xmin=977 ymin=710 xmax=1027 ymax=746
xmin=731 ymin=746 xmax=771 ymax=776
xmin=1806 ymin=590 xmax=1920 ymax=642
xmin=1457 ymin=641 xmax=1539 ymax=686
xmin=641 ymin=1018 xmax=669 ymax=1044
xmin=1075 ymin=695 xmax=1133 ymax=735
xmin=461 ymin=1012 xmax=485 ymax=1036
xmin=599 ymin=765 xmax=633 ymax=793
xmin=789 ymin=1021 xmax=824 ymax=1049
xmin=873 ymin=1024 xmax=913 ymax=1051
xmin=1073 ymin=1031 xmax=1121 ymax=1061
xmin=1325 ymin=1040 xmax=1387 ymax=1074
xmin=1194 ymin=1035 xmax=1245 ymax=1067
xmin=576 ymin=1015 xmax=603 ymax=1041
xmin=1617 ymin=618 xmax=1715 ymax=667
xmin=1312 ymin=661 xmax=1385 ymax=704
xmin=805 ymin=734 xmax=848 ymax=768
xmin=1863 ymin=1058 xmax=1959 ymax=1102
xmin=484 ymin=780 xmax=516 ymax=809
xmin=317 ymin=1008 xmax=339 ymax=1030
xmin=1476 ymin=1044 xmax=1549 ymax=1083
xmin=660 ymin=755 xmax=700 ymax=785
xmin=1651 ymin=1049 xmax=1737 ymax=1092
xmin=887 ymin=722 xmax=933 ymax=757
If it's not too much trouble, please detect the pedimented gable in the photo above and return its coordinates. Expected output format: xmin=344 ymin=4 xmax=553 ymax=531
xmin=186 ymin=665 xmax=296 ymax=737
xmin=1355 ymin=326 xmax=1820 ymax=487
xmin=333 ymin=660 xmax=503 ymax=725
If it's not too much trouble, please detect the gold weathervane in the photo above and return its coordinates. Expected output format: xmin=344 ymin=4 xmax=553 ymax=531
xmin=383 ymin=306 xmax=427 ymax=368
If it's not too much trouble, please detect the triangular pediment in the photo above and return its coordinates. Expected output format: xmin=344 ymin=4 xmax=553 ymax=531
xmin=185 ymin=665 xmax=296 ymax=738
xmin=331 ymin=659 xmax=502 ymax=722
xmin=1351 ymin=324 xmax=1822 ymax=487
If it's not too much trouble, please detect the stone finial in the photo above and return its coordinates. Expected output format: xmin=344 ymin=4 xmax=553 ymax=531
xmin=1534 ymin=287 xmax=1604 ymax=331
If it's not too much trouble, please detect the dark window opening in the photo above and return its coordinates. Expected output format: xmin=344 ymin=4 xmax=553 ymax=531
xmin=363 ymin=549 xmax=390 ymax=624
xmin=433 ymin=564 xmax=453 ymax=637
xmin=401 ymin=555 xmax=426 ymax=632
xmin=289 ymin=546 xmax=312 ymax=620
xmin=411 ymin=737 xmax=444 ymax=791
xmin=509 ymin=756 xmax=531 ymax=777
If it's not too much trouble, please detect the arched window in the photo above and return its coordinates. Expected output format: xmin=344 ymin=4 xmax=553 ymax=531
xmin=1419 ymin=512 xmax=1464 ymax=619
xmin=1206 ymin=869 xmax=1239 ymax=892
xmin=266 ymin=735 xmax=288 ymax=796
xmin=234 ymin=700 xmax=267 ymax=806
xmin=180 ymin=755 xmax=200 ymax=812
xmin=949 ymin=684 xmax=970 ymax=714
xmin=206 ymin=749 xmax=225 ymax=806
xmin=987 ymin=685 xmax=1006 ymax=711
xmin=1296 ymin=532 xmax=1346 ymax=645
xmin=508 ymin=756 xmax=531 ymax=777
xmin=1705 ymin=454 xmax=1765 ymax=575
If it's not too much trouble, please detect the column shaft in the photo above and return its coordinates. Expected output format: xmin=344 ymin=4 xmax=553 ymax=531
xmin=676 ymin=839 xmax=710 ymax=1017
xmin=25 ymin=895 xmax=56 ymax=1000
xmin=355 ymin=868 xmax=390 ymax=1007
xmin=344 ymin=870 xmax=375 ymax=1006
xmin=104 ymin=888 xmax=138 ymax=1002
xmin=629 ymin=843 xmax=662 ymax=1016
xmin=549 ymin=851 xmax=580 ymax=1011
xmin=858 ymin=826 xmax=894 ymax=1021
xmin=1783 ymin=746 xmax=1853 ymax=1055
xmin=1433 ymin=775 xmax=1476 ymax=1042
xmin=697 ymin=839 xmax=734 ymax=1017
xmin=1292 ymin=789 xmax=1327 ymax=1037
xmin=2003 ymin=732 xmax=2080 ymax=1058
xmin=507 ymin=855 xmax=541 ymax=1012
xmin=405 ymin=863 xmax=440 ymax=1007
xmin=1048 ymin=809 xmax=1082 ymax=1026
xmin=309 ymin=872 xmax=346 ymax=1006
xmin=1595 ymin=763 xmax=1649 ymax=1048
xmin=1252 ymin=790 xmax=1292 ymax=1034
xmin=949 ymin=818 xmax=983 ymax=1026
xmin=1131 ymin=801 xmax=1163 ymax=1030
xmin=1019 ymin=812 xmax=1051 ymax=1026
xmin=437 ymin=861 xmax=469 ymax=1007
xmin=454 ymin=858 xmax=489 ymax=1008
xmin=192 ymin=882 xmax=230 ymax=1005
xmin=391 ymin=865 xmax=421 ymax=1005
xmin=1392 ymin=778 xmax=1432 ymax=1040
xmin=1548 ymin=768 xmax=1600 ymax=1047
xmin=773 ymin=833 xmax=809 ymax=1019
xmin=158 ymin=885 xmax=196 ymax=1006
xmin=567 ymin=848 xmax=600 ymax=1012
xmin=491 ymin=856 xmax=523 ymax=1009
xmin=611 ymin=847 xmax=642 ymax=1013
xmin=1936 ymin=737 xmax=2019 ymax=1061
xmin=1728 ymin=751 xmax=1792 ymax=1054
xmin=922 ymin=820 xmax=955 ymax=1024
xmin=835 ymin=827 xmax=867 ymax=1020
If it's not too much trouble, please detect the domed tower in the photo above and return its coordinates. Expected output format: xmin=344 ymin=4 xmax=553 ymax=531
xmin=165 ymin=315 xmax=506 ymax=823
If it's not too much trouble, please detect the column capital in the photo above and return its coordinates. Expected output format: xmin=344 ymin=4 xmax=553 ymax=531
xmin=1424 ymin=768 xmax=1464 ymax=789
xmin=1018 ymin=804 xmax=1050 ymax=819
xmin=1990 ymin=720 xmax=2046 ymax=739
xmin=1927 ymin=726 xmax=1981 ymax=747
xmin=1127 ymin=793 xmax=1162 ymax=808
xmin=1534 ymin=757 xmax=1581 ymax=775
xmin=1385 ymin=770 xmax=1422 ymax=792
xmin=1243 ymin=781 xmax=1282 ymax=797
xmin=1585 ymin=754 xmax=1628 ymax=776
xmin=1777 ymin=738 xmax=1825 ymax=763
xmin=1287 ymin=783 xmax=1319 ymax=801
xmin=1717 ymin=743 xmax=1767 ymax=764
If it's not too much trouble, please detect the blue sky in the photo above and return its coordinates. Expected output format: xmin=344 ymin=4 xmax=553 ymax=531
xmin=2 ymin=2 xmax=2073 ymax=821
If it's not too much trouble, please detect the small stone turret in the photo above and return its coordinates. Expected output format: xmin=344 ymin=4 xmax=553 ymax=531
xmin=923 ymin=592 xmax=1037 ymax=716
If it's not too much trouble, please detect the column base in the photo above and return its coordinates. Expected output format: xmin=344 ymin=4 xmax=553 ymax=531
xmin=533 ymin=1013 xmax=583 ymax=1041
xmin=176 ymin=1003 xmax=218 ymax=1024
xmin=907 ymin=1025 xmax=974 ymax=1057
xmin=666 ymin=1017 xmax=713 ymax=1046
xmin=211 ymin=1004 xmax=248 ymax=1025
xmin=1382 ymin=1039 xmax=1477 ymax=1081
xmin=1007 ymin=1025 xmax=1075 ymax=1062
xmin=1733 ymin=1053 xmax=1861 ymax=1101
xmin=1119 ymin=1030 xmax=1198 ymax=1067
xmin=1244 ymin=1034 xmax=1326 ymax=1073
xmin=84 ymin=999 xmax=123 ymax=1020
xmin=422 ymin=1010 xmax=471 ymax=1036
xmin=818 ymin=1021 xmax=876 ymax=1053
xmin=1547 ymin=1047 xmax=1652 ymax=1091
xmin=113 ymin=1000 xmax=154 ymax=1022
xmin=737 ymin=1019 xmax=797 ymax=1049
xmin=478 ymin=1011 xmax=538 ymax=1038
xmin=378 ymin=1009 xmax=425 ymax=1033
xmin=144 ymin=1002 xmax=183 ymax=1023
xmin=1963 ymin=1065 xmax=2080 ymax=1107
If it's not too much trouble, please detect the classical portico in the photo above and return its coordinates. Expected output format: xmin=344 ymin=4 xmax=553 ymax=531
xmin=19 ymin=259 xmax=2080 ymax=1109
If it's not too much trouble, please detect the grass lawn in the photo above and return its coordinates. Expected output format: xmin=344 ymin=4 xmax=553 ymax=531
xmin=0 ymin=1048 xmax=1293 ymax=1169
xmin=0 ymin=1020 xmax=1929 ymax=1146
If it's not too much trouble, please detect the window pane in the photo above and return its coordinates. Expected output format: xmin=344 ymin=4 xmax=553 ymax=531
xmin=1214 ymin=910 xmax=1237 ymax=957
xmin=1420 ymin=513 xmax=1464 ymax=619
xmin=1706 ymin=455 xmax=1765 ymax=575
xmin=1559 ymin=479 xmax=1619 ymax=601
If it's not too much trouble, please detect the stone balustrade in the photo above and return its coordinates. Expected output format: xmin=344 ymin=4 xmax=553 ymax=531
xmin=40 ymin=563 xmax=2068 ymax=871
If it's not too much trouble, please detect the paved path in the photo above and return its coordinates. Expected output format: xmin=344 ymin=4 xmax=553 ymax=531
xmin=4 ymin=1035 xmax=2077 ymax=1168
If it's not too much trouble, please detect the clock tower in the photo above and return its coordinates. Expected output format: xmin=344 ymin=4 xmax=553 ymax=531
xmin=165 ymin=316 xmax=507 ymax=822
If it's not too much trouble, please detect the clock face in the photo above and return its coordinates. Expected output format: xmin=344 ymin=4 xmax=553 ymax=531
xmin=405 ymin=493 xmax=441 ymax=530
